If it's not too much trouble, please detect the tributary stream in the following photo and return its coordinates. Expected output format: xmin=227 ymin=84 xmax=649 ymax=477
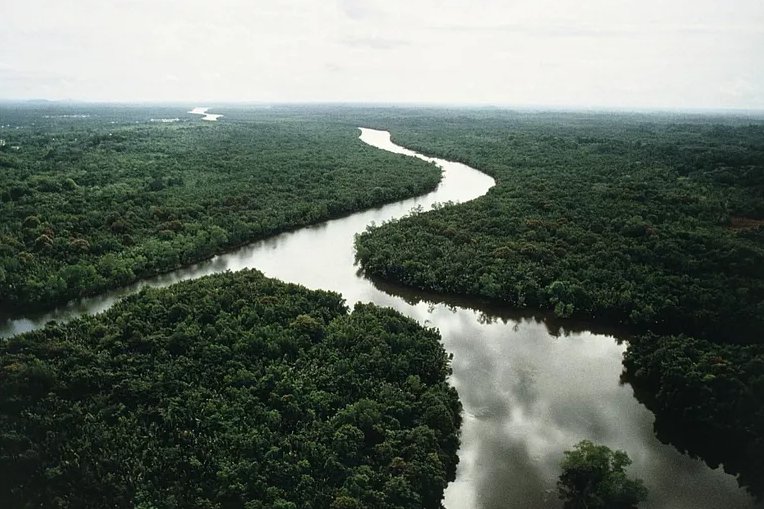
xmin=0 ymin=128 xmax=755 ymax=509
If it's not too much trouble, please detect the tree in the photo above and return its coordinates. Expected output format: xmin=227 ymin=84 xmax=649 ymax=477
xmin=557 ymin=440 xmax=648 ymax=509
xmin=0 ymin=270 xmax=460 ymax=509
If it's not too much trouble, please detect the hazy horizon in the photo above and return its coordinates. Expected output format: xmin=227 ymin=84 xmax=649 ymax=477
xmin=2 ymin=0 xmax=763 ymax=110
xmin=4 ymin=99 xmax=764 ymax=116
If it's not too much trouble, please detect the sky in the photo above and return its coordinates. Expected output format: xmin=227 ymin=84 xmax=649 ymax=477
xmin=1 ymin=0 xmax=763 ymax=109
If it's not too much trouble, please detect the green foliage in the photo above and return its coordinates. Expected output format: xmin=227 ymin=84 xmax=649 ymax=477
xmin=558 ymin=440 xmax=648 ymax=509
xmin=0 ymin=107 xmax=441 ymax=310
xmin=0 ymin=269 xmax=461 ymax=508
xmin=355 ymin=112 xmax=764 ymax=341
xmin=352 ymin=110 xmax=764 ymax=496
xmin=623 ymin=333 xmax=764 ymax=498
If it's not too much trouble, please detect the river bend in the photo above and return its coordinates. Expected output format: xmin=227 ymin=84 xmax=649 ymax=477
xmin=0 ymin=128 xmax=754 ymax=509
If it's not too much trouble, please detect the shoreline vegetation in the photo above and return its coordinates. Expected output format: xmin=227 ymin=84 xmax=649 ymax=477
xmin=2 ymin=105 xmax=763 ymax=505
xmin=0 ymin=270 xmax=461 ymax=508
xmin=0 ymin=108 xmax=442 ymax=312
xmin=353 ymin=110 xmax=764 ymax=497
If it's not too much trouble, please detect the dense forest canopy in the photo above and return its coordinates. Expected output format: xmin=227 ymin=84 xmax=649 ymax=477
xmin=354 ymin=112 xmax=764 ymax=340
xmin=0 ymin=105 xmax=441 ymax=311
xmin=352 ymin=110 xmax=764 ymax=497
xmin=3 ymin=104 xmax=764 ymax=502
xmin=0 ymin=269 xmax=461 ymax=509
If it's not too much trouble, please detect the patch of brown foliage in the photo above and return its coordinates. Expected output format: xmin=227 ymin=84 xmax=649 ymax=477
xmin=729 ymin=217 xmax=764 ymax=230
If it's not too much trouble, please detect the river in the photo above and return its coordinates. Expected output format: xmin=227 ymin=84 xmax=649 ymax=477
xmin=189 ymin=107 xmax=223 ymax=121
xmin=0 ymin=128 xmax=755 ymax=509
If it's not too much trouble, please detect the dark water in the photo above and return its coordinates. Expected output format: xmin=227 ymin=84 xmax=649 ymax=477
xmin=0 ymin=128 xmax=755 ymax=508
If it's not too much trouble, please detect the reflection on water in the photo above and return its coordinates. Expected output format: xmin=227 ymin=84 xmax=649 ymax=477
xmin=0 ymin=128 xmax=757 ymax=508
xmin=433 ymin=307 xmax=755 ymax=509
xmin=624 ymin=365 xmax=764 ymax=503
xmin=364 ymin=275 xmax=632 ymax=340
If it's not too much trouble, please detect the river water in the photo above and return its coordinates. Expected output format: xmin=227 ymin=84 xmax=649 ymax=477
xmin=189 ymin=107 xmax=223 ymax=121
xmin=0 ymin=128 xmax=754 ymax=508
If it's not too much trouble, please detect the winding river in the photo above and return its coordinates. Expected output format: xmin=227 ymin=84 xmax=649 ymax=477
xmin=189 ymin=107 xmax=223 ymax=121
xmin=0 ymin=129 xmax=756 ymax=509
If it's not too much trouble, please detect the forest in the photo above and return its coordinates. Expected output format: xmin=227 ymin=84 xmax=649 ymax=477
xmin=0 ymin=105 xmax=441 ymax=311
xmin=623 ymin=333 xmax=764 ymax=498
xmin=353 ymin=110 xmax=764 ymax=497
xmin=0 ymin=269 xmax=461 ymax=508
xmin=3 ymin=104 xmax=764 ymax=503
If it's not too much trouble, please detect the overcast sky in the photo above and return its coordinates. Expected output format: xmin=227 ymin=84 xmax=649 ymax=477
xmin=1 ymin=0 xmax=763 ymax=109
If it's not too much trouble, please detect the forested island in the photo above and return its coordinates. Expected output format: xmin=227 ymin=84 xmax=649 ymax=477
xmin=0 ymin=106 xmax=440 ymax=311
xmin=0 ymin=270 xmax=461 ymax=508
xmin=354 ymin=110 xmax=764 ymax=497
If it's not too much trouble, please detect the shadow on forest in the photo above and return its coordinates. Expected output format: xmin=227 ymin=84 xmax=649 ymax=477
xmin=621 ymin=367 xmax=764 ymax=502
xmin=362 ymin=271 xmax=631 ymax=341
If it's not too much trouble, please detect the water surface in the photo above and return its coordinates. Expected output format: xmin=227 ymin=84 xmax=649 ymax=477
xmin=189 ymin=106 xmax=223 ymax=121
xmin=0 ymin=128 xmax=755 ymax=509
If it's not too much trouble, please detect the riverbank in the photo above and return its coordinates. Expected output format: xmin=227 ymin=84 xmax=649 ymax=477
xmin=0 ymin=118 xmax=441 ymax=314
xmin=1 ymin=117 xmax=753 ymax=508
xmin=354 ymin=112 xmax=764 ymax=503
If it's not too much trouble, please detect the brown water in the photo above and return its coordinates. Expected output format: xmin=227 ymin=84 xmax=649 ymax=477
xmin=0 ymin=128 xmax=755 ymax=509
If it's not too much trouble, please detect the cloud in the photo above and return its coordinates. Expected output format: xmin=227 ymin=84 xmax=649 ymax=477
xmin=337 ymin=0 xmax=380 ymax=21
xmin=0 ymin=67 xmax=75 ymax=85
xmin=339 ymin=36 xmax=410 ymax=50
xmin=429 ymin=22 xmax=764 ymax=38
xmin=720 ymin=77 xmax=757 ymax=99
xmin=0 ymin=0 xmax=763 ymax=108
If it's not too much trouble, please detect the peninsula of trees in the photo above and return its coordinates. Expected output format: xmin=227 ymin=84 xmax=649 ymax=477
xmin=0 ymin=270 xmax=461 ymax=509
xmin=354 ymin=110 xmax=764 ymax=496
xmin=0 ymin=107 xmax=440 ymax=311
